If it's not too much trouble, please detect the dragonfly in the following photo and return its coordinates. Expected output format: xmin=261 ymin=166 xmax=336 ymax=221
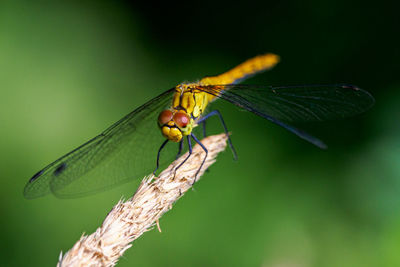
xmin=24 ymin=53 xmax=375 ymax=199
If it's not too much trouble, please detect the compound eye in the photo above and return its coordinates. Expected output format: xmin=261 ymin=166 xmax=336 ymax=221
xmin=173 ymin=112 xmax=190 ymax=128
xmin=158 ymin=110 xmax=173 ymax=125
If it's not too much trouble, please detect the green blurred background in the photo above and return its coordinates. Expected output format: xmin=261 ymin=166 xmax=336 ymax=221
xmin=0 ymin=0 xmax=398 ymax=266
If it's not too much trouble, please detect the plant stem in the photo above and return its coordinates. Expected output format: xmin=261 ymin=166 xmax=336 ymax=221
xmin=57 ymin=133 xmax=228 ymax=267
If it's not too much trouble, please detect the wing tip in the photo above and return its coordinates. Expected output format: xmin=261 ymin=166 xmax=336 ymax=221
xmin=23 ymin=184 xmax=42 ymax=199
xmin=340 ymin=84 xmax=360 ymax=90
xmin=340 ymin=83 xmax=375 ymax=108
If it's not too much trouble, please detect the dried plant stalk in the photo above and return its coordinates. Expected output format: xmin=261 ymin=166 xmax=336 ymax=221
xmin=57 ymin=133 xmax=228 ymax=267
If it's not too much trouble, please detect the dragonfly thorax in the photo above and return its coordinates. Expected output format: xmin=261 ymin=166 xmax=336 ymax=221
xmin=158 ymin=109 xmax=195 ymax=142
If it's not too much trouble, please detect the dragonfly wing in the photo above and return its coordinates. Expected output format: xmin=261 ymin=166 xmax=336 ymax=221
xmin=24 ymin=88 xmax=177 ymax=198
xmin=197 ymin=84 xmax=374 ymax=148
xmin=209 ymin=84 xmax=375 ymax=122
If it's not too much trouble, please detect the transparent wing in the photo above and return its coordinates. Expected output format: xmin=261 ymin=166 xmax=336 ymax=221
xmin=24 ymin=88 xmax=178 ymax=199
xmin=201 ymin=84 xmax=375 ymax=122
xmin=197 ymin=84 xmax=374 ymax=148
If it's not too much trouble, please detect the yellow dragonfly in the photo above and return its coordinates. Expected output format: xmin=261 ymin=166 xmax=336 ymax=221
xmin=24 ymin=54 xmax=375 ymax=198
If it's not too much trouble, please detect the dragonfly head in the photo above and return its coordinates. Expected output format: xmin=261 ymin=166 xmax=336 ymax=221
xmin=158 ymin=109 xmax=193 ymax=142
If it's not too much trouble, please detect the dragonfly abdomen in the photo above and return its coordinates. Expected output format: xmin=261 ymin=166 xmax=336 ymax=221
xmin=200 ymin=53 xmax=280 ymax=88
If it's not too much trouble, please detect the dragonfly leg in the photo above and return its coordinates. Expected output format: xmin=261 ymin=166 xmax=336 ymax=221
xmin=201 ymin=120 xmax=207 ymax=138
xmin=173 ymin=135 xmax=193 ymax=179
xmin=197 ymin=109 xmax=237 ymax=160
xmin=153 ymin=139 xmax=169 ymax=176
xmin=176 ymin=139 xmax=184 ymax=159
xmin=200 ymin=120 xmax=210 ymax=173
xmin=191 ymin=133 xmax=208 ymax=184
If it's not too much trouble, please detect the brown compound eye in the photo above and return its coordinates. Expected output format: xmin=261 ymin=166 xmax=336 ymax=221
xmin=158 ymin=110 xmax=173 ymax=125
xmin=173 ymin=112 xmax=190 ymax=128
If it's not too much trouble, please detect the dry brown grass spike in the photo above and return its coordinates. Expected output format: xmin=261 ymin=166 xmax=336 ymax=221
xmin=57 ymin=133 xmax=228 ymax=267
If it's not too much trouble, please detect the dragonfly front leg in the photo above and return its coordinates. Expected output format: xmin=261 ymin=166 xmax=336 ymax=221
xmin=176 ymin=139 xmax=184 ymax=159
xmin=153 ymin=139 xmax=169 ymax=176
xmin=197 ymin=109 xmax=237 ymax=160
xmin=173 ymin=135 xmax=193 ymax=178
xmin=201 ymin=120 xmax=207 ymax=138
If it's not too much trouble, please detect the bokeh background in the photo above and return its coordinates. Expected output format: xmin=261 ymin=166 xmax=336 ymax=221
xmin=0 ymin=0 xmax=398 ymax=266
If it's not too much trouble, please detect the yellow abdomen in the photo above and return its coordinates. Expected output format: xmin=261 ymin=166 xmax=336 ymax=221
xmin=199 ymin=53 xmax=279 ymax=102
